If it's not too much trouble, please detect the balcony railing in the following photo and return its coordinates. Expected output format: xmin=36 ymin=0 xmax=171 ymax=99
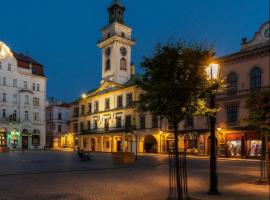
xmin=216 ymin=86 xmax=270 ymax=100
xmin=81 ymin=126 xmax=136 ymax=135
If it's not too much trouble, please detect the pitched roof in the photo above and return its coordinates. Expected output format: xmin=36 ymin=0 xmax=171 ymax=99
xmin=13 ymin=51 xmax=45 ymax=77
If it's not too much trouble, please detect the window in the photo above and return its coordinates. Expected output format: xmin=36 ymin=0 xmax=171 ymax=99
xmin=116 ymin=116 xmax=122 ymax=128
xmin=34 ymin=112 xmax=40 ymax=121
xmin=12 ymin=94 xmax=17 ymax=104
xmin=58 ymin=125 xmax=62 ymax=132
xmin=25 ymin=95 xmax=29 ymax=104
xmin=120 ymin=58 xmax=127 ymax=70
xmin=7 ymin=64 xmax=11 ymax=71
xmin=94 ymin=101 xmax=99 ymax=112
xmin=81 ymin=105 xmax=85 ymax=115
xmin=88 ymin=103 xmax=92 ymax=113
xmin=106 ymin=141 xmax=110 ymax=148
xmin=117 ymin=95 xmax=123 ymax=108
xmin=33 ymin=97 xmax=40 ymax=107
xmin=23 ymin=81 xmax=27 ymax=89
xmin=126 ymin=93 xmax=133 ymax=106
xmin=58 ymin=112 xmax=62 ymax=120
xmin=93 ymin=120 xmax=98 ymax=130
xmin=2 ymin=109 xmax=6 ymax=118
xmin=37 ymin=84 xmax=40 ymax=91
xmin=12 ymin=110 xmax=17 ymax=121
xmin=25 ymin=111 xmax=29 ymax=120
xmin=73 ymin=107 xmax=79 ymax=117
xmin=3 ymin=77 xmax=6 ymax=86
xmin=105 ymin=59 xmax=111 ymax=71
xmin=105 ymin=98 xmax=110 ymax=110
xmin=250 ymin=67 xmax=261 ymax=89
xmin=152 ymin=115 xmax=158 ymax=128
xmin=87 ymin=121 xmax=91 ymax=130
xmin=13 ymin=79 xmax=17 ymax=87
xmin=125 ymin=115 xmax=132 ymax=128
xmin=80 ymin=122 xmax=84 ymax=131
xmin=121 ymin=32 xmax=125 ymax=37
xmin=3 ymin=93 xmax=6 ymax=102
xmin=139 ymin=115 xmax=146 ymax=129
xmin=227 ymin=72 xmax=237 ymax=94
xmin=32 ymin=83 xmax=36 ymax=91
xmin=32 ymin=135 xmax=40 ymax=146
xmin=74 ymin=123 xmax=78 ymax=132
xmin=227 ymin=104 xmax=238 ymax=124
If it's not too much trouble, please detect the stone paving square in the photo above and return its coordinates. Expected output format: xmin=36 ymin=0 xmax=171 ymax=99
xmin=0 ymin=150 xmax=268 ymax=200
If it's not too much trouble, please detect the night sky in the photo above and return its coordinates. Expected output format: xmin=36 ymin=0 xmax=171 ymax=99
xmin=0 ymin=0 xmax=269 ymax=102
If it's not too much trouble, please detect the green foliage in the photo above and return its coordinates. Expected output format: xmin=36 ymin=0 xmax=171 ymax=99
xmin=245 ymin=90 xmax=270 ymax=131
xmin=135 ymin=41 xmax=222 ymax=126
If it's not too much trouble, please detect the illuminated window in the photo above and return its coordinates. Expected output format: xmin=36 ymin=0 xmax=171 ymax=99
xmin=120 ymin=58 xmax=127 ymax=70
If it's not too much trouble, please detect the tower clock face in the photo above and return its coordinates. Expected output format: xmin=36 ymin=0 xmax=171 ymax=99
xmin=105 ymin=47 xmax=111 ymax=57
xmin=120 ymin=46 xmax=127 ymax=56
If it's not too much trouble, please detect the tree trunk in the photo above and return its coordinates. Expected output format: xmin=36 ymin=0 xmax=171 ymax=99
xmin=173 ymin=123 xmax=182 ymax=200
xmin=264 ymin=132 xmax=269 ymax=161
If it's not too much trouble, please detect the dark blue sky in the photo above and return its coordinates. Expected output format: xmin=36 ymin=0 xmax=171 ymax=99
xmin=0 ymin=0 xmax=269 ymax=102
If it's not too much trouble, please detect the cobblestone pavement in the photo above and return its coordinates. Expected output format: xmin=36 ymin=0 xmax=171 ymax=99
xmin=0 ymin=150 xmax=268 ymax=200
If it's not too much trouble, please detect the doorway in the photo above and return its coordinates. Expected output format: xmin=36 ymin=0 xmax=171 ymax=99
xmin=91 ymin=138 xmax=96 ymax=151
xmin=144 ymin=135 xmax=158 ymax=153
xmin=22 ymin=136 xmax=28 ymax=149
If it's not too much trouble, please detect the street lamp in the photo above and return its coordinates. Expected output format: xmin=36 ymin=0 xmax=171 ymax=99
xmin=206 ymin=63 xmax=220 ymax=195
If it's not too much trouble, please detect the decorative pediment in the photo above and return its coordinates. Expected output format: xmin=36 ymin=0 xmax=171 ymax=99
xmin=242 ymin=21 xmax=270 ymax=50
xmin=91 ymin=81 xmax=124 ymax=96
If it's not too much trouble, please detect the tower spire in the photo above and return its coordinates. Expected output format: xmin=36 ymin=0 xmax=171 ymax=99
xmin=108 ymin=0 xmax=125 ymax=24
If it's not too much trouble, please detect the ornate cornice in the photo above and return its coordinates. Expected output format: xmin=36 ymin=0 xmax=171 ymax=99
xmin=218 ymin=44 xmax=270 ymax=65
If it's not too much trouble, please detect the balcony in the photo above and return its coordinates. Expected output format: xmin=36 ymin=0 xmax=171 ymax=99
xmin=98 ymin=33 xmax=136 ymax=44
xmin=81 ymin=126 xmax=136 ymax=135
xmin=216 ymin=86 xmax=270 ymax=100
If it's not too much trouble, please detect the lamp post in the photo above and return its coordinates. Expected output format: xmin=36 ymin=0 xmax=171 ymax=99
xmin=206 ymin=63 xmax=220 ymax=195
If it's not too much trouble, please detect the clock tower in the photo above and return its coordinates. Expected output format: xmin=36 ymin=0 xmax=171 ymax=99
xmin=98 ymin=0 xmax=135 ymax=85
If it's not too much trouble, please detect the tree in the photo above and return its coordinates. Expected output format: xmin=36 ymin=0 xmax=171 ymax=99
xmin=135 ymin=42 xmax=221 ymax=199
xmin=245 ymin=90 xmax=270 ymax=183
xmin=245 ymin=90 xmax=270 ymax=159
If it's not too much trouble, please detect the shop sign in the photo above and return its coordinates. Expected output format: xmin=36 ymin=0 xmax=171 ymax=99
xmin=225 ymin=133 xmax=243 ymax=141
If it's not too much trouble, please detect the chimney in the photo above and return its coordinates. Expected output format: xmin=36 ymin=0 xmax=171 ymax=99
xmin=241 ymin=37 xmax=248 ymax=50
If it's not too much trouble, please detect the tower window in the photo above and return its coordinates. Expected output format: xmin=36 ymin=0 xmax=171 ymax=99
xmin=120 ymin=58 xmax=127 ymax=71
xmin=105 ymin=59 xmax=111 ymax=71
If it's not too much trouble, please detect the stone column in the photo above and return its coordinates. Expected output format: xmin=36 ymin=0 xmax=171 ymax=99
xmin=100 ymin=136 xmax=104 ymax=152
xmin=122 ymin=133 xmax=125 ymax=152
xmin=111 ymin=136 xmax=114 ymax=152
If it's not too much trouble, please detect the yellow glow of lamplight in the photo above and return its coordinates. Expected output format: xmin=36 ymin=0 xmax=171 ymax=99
xmin=82 ymin=93 xmax=87 ymax=99
xmin=206 ymin=63 xmax=220 ymax=80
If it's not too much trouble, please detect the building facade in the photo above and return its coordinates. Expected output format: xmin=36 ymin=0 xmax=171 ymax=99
xmin=45 ymin=100 xmax=71 ymax=148
xmin=75 ymin=0 xmax=270 ymax=157
xmin=0 ymin=41 xmax=47 ymax=152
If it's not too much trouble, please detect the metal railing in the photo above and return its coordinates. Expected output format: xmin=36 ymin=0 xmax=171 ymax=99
xmin=81 ymin=126 xmax=136 ymax=134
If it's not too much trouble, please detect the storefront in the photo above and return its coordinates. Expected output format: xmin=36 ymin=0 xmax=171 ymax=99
xmin=184 ymin=132 xmax=198 ymax=154
xmin=0 ymin=128 xmax=8 ymax=152
xmin=225 ymin=133 xmax=244 ymax=157
xmin=8 ymin=129 xmax=20 ymax=149
xmin=246 ymin=132 xmax=262 ymax=158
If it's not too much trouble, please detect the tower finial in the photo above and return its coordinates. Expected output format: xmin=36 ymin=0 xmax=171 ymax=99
xmin=108 ymin=0 xmax=125 ymax=24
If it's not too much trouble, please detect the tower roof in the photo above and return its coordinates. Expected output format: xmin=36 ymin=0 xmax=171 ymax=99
xmin=111 ymin=0 xmax=123 ymax=7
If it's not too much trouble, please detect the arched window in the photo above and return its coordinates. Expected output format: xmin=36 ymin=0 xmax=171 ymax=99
xmin=105 ymin=59 xmax=111 ymax=71
xmin=120 ymin=58 xmax=127 ymax=71
xmin=227 ymin=73 xmax=237 ymax=90
xmin=250 ymin=67 xmax=261 ymax=89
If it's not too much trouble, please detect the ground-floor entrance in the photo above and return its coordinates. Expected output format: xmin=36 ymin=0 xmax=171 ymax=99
xmin=22 ymin=136 xmax=29 ymax=149
xmin=143 ymin=135 xmax=158 ymax=153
